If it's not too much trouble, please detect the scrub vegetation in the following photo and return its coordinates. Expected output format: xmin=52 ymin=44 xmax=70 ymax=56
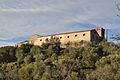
xmin=0 ymin=38 xmax=120 ymax=80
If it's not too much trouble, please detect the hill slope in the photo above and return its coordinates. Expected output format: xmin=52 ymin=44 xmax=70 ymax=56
xmin=0 ymin=39 xmax=120 ymax=80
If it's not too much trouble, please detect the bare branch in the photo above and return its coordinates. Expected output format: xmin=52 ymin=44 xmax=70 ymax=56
xmin=114 ymin=1 xmax=120 ymax=17
xmin=117 ymin=14 xmax=120 ymax=17
xmin=114 ymin=1 xmax=120 ymax=11
xmin=111 ymin=35 xmax=120 ymax=40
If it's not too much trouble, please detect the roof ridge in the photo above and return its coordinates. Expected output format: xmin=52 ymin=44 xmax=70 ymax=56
xmin=42 ymin=28 xmax=96 ymax=37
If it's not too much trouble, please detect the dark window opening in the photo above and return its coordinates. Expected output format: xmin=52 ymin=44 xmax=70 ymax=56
xmin=67 ymin=36 xmax=69 ymax=38
xmin=40 ymin=39 xmax=42 ymax=41
xmin=75 ymin=35 xmax=77 ymax=37
xmin=46 ymin=38 xmax=49 ymax=41
xmin=83 ymin=34 xmax=85 ymax=36
xmin=60 ymin=37 xmax=62 ymax=39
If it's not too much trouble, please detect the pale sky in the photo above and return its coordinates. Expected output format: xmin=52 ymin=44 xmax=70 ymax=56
xmin=0 ymin=0 xmax=120 ymax=46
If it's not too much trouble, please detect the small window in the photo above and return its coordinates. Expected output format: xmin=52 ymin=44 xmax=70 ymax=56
xmin=40 ymin=39 xmax=42 ymax=41
xmin=75 ymin=35 xmax=77 ymax=37
xmin=60 ymin=37 xmax=62 ymax=39
xmin=83 ymin=34 xmax=85 ymax=36
xmin=67 ymin=36 xmax=69 ymax=38
xmin=46 ymin=38 xmax=49 ymax=41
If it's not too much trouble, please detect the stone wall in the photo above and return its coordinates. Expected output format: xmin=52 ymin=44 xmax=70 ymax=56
xmin=33 ymin=31 xmax=91 ymax=46
xmin=16 ymin=28 xmax=105 ymax=47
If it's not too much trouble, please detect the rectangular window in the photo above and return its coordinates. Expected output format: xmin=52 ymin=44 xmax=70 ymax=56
xmin=60 ymin=37 xmax=62 ymax=39
xmin=40 ymin=39 xmax=42 ymax=41
xmin=75 ymin=35 xmax=77 ymax=37
xmin=83 ymin=34 xmax=85 ymax=36
xmin=46 ymin=38 xmax=49 ymax=41
xmin=67 ymin=36 xmax=69 ymax=38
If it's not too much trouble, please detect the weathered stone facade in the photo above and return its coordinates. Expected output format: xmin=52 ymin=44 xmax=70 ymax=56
xmin=16 ymin=28 xmax=105 ymax=47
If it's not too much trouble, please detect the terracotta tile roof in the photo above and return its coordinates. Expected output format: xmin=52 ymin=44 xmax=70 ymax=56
xmin=29 ymin=35 xmax=43 ymax=41
xmin=42 ymin=28 xmax=95 ymax=37
xmin=19 ymin=40 xmax=28 ymax=44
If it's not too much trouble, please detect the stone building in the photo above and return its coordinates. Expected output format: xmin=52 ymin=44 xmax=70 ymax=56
xmin=16 ymin=28 xmax=105 ymax=47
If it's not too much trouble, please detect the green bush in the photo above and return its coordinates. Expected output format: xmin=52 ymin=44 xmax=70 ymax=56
xmin=0 ymin=40 xmax=120 ymax=80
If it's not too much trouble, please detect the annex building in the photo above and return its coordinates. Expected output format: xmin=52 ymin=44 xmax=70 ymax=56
xmin=16 ymin=28 xmax=105 ymax=47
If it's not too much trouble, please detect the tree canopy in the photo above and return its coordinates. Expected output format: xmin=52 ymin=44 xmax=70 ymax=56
xmin=0 ymin=37 xmax=120 ymax=80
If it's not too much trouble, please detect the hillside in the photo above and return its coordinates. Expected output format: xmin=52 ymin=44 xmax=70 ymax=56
xmin=0 ymin=38 xmax=120 ymax=80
